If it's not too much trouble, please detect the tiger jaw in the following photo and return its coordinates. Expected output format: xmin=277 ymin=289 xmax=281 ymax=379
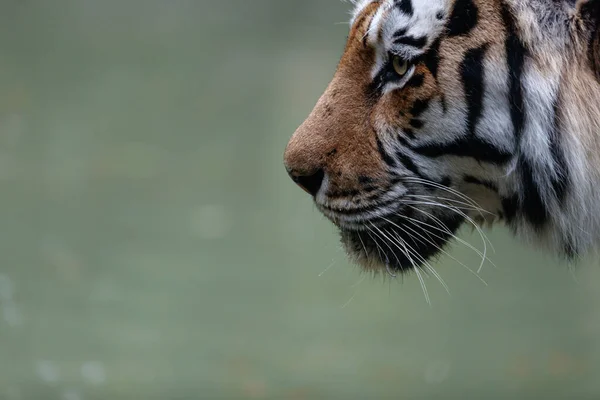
xmin=339 ymin=211 xmax=464 ymax=273
xmin=314 ymin=187 xmax=476 ymax=273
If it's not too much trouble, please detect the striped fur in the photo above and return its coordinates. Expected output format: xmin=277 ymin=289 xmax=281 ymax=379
xmin=284 ymin=0 xmax=600 ymax=273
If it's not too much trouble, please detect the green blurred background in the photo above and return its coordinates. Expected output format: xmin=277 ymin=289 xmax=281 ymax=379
xmin=0 ymin=0 xmax=599 ymax=399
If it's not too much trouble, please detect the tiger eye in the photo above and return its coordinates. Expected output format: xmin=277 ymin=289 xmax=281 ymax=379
xmin=392 ymin=56 xmax=409 ymax=76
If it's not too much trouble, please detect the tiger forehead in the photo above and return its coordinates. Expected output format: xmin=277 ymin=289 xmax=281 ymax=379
xmin=352 ymin=0 xmax=450 ymax=55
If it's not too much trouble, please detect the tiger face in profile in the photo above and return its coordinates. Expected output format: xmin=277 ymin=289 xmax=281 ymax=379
xmin=284 ymin=0 xmax=600 ymax=275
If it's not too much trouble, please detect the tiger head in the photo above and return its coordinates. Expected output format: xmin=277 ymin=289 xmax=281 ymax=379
xmin=284 ymin=0 xmax=600 ymax=274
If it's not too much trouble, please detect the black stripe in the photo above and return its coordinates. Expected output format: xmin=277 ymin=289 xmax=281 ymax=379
xmin=502 ymin=195 xmax=519 ymax=223
xmin=502 ymin=3 xmax=554 ymax=228
xmin=501 ymin=3 xmax=549 ymax=228
xmin=440 ymin=176 xmax=452 ymax=188
xmin=394 ymin=28 xmax=408 ymax=38
xmin=549 ymin=99 xmax=569 ymax=205
xmin=463 ymin=175 xmax=498 ymax=192
xmin=406 ymin=74 xmax=425 ymax=88
xmin=501 ymin=3 xmax=526 ymax=143
xmin=394 ymin=35 xmax=427 ymax=48
xmin=447 ymin=0 xmax=478 ymax=37
xmin=358 ymin=176 xmax=374 ymax=185
xmin=519 ymin=158 xmax=549 ymax=229
xmin=423 ymin=39 xmax=441 ymax=80
xmin=411 ymin=137 xmax=512 ymax=165
xmin=395 ymin=151 xmax=424 ymax=178
xmin=377 ymin=138 xmax=397 ymax=167
xmin=409 ymin=119 xmax=424 ymax=129
xmin=461 ymin=45 xmax=488 ymax=136
xmin=402 ymin=129 xmax=416 ymax=139
xmin=396 ymin=137 xmax=436 ymax=181
xmin=410 ymin=99 xmax=430 ymax=117
xmin=440 ymin=95 xmax=447 ymax=114
xmin=395 ymin=0 xmax=413 ymax=16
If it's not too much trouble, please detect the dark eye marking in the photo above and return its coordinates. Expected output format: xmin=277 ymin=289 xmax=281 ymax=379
xmin=368 ymin=54 xmax=413 ymax=96
xmin=405 ymin=73 xmax=425 ymax=88
xmin=395 ymin=0 xmax=413 ymax=16
xmin=393 ymin=35 xmax=428 ymax=49
xmin=394 ymin=28 xmax=408 ymax=37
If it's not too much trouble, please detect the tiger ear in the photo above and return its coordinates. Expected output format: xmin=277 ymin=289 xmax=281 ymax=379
xmin=576 ymin=0 xmax=600 ymax=79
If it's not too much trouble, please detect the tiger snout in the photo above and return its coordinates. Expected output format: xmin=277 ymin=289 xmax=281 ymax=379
xmin=283 ymin=83 xmax=391 ymax=226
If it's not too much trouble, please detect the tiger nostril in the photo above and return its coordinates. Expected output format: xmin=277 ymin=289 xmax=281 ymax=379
xmin=287 ymin=168 xmax=325 ymax=197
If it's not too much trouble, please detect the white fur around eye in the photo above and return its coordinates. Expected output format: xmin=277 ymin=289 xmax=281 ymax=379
xmin=382 ymin=65 xmax=416 ymax=95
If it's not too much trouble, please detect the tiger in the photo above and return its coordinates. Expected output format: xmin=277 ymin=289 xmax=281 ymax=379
xmin=283 ymin=0 xmax=600 ymax=276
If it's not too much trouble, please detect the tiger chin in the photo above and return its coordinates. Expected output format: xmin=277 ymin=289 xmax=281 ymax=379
xmin=283 ymin=0 xmax=600 ymax=275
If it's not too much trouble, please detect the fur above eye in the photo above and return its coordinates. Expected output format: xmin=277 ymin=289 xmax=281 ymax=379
xmin=392 ymin=55 xmax=409 ymax=76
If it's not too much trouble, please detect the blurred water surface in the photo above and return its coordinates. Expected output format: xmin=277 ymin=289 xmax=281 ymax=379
xmin=0 ymin=1 xmax=599 ymax=399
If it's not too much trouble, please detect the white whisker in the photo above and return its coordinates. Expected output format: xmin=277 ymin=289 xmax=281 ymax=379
xmin=368 ymin=224 xmax=400 ymax=278
xmin=405 ymin=194 xmax=496 ymax=218
xmin=402 ymin=177 xmax=489 ymax=211
xmin=319 ymin=259 xmax=337 ymax=277
xmin=384 ymin=226 xmax=451 ymax=295
xmin=382 ymin=216 xmax=488 ymax=286
xmin=404 ymin=207 xmax=497 ymax=271
xmin=413 ymin=264 xmax=431 ymax=306
xmin=371 ymin=224 xmax=431 ymax=305
xmin=341 ymin=275 xmax=366 ymax=309
xmin=366 ymin=227 xmax=396 ymax=278
xmin=402 ymin=202 xmax=494 ymax=273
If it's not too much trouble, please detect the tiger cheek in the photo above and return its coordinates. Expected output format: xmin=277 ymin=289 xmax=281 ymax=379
xmin=373 ymin=92 xmax=412 ymax=129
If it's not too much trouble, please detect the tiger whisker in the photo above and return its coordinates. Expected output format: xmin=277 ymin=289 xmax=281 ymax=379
xmin=405 ymin=194 xmax=497 ymax=218
xmin=356 ymin=231 xmax=369 ymax=261
xmin=406 ymin=204 xmax=495 ymax=272
xmin=341 ymin=275 xmax=366 ymax=309
xmin=402 ymin=177 xmax=489 ymax=211
xmin=385 ymin=226 xmax=451 ymax=295
xmin=318 ymin=259 xmax=337 ymax=277
xmin=370 ymin=224 xmax=431 ymax=305
xmin=368 ymin=224 xmax=400 ymax=278
xmin=404 ymin=206 xmax=497 ymax=271
xmin=366 ymin=227 xmax=396 ymax=278
xmin=401 ymin=199 xmax=495 ymax=271
xmin=413 ymin=262 xmax=431 ymax=306
xmin=403 ymin=198 xmax=495 ymax=251
xmin=382 ymin=216 xmax=488 ymax=286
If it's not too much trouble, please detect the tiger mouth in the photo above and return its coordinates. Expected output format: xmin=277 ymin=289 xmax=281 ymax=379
xmin=339 ymin=212 xmax=464 ymax=273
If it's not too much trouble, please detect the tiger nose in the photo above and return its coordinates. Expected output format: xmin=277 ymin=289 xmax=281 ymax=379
xmin=286 ymin=167 xmax=325 ymax=197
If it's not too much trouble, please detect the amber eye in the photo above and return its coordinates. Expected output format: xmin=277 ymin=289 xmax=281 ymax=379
xmin=392 ymin=55 xmax=409 ymax=76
